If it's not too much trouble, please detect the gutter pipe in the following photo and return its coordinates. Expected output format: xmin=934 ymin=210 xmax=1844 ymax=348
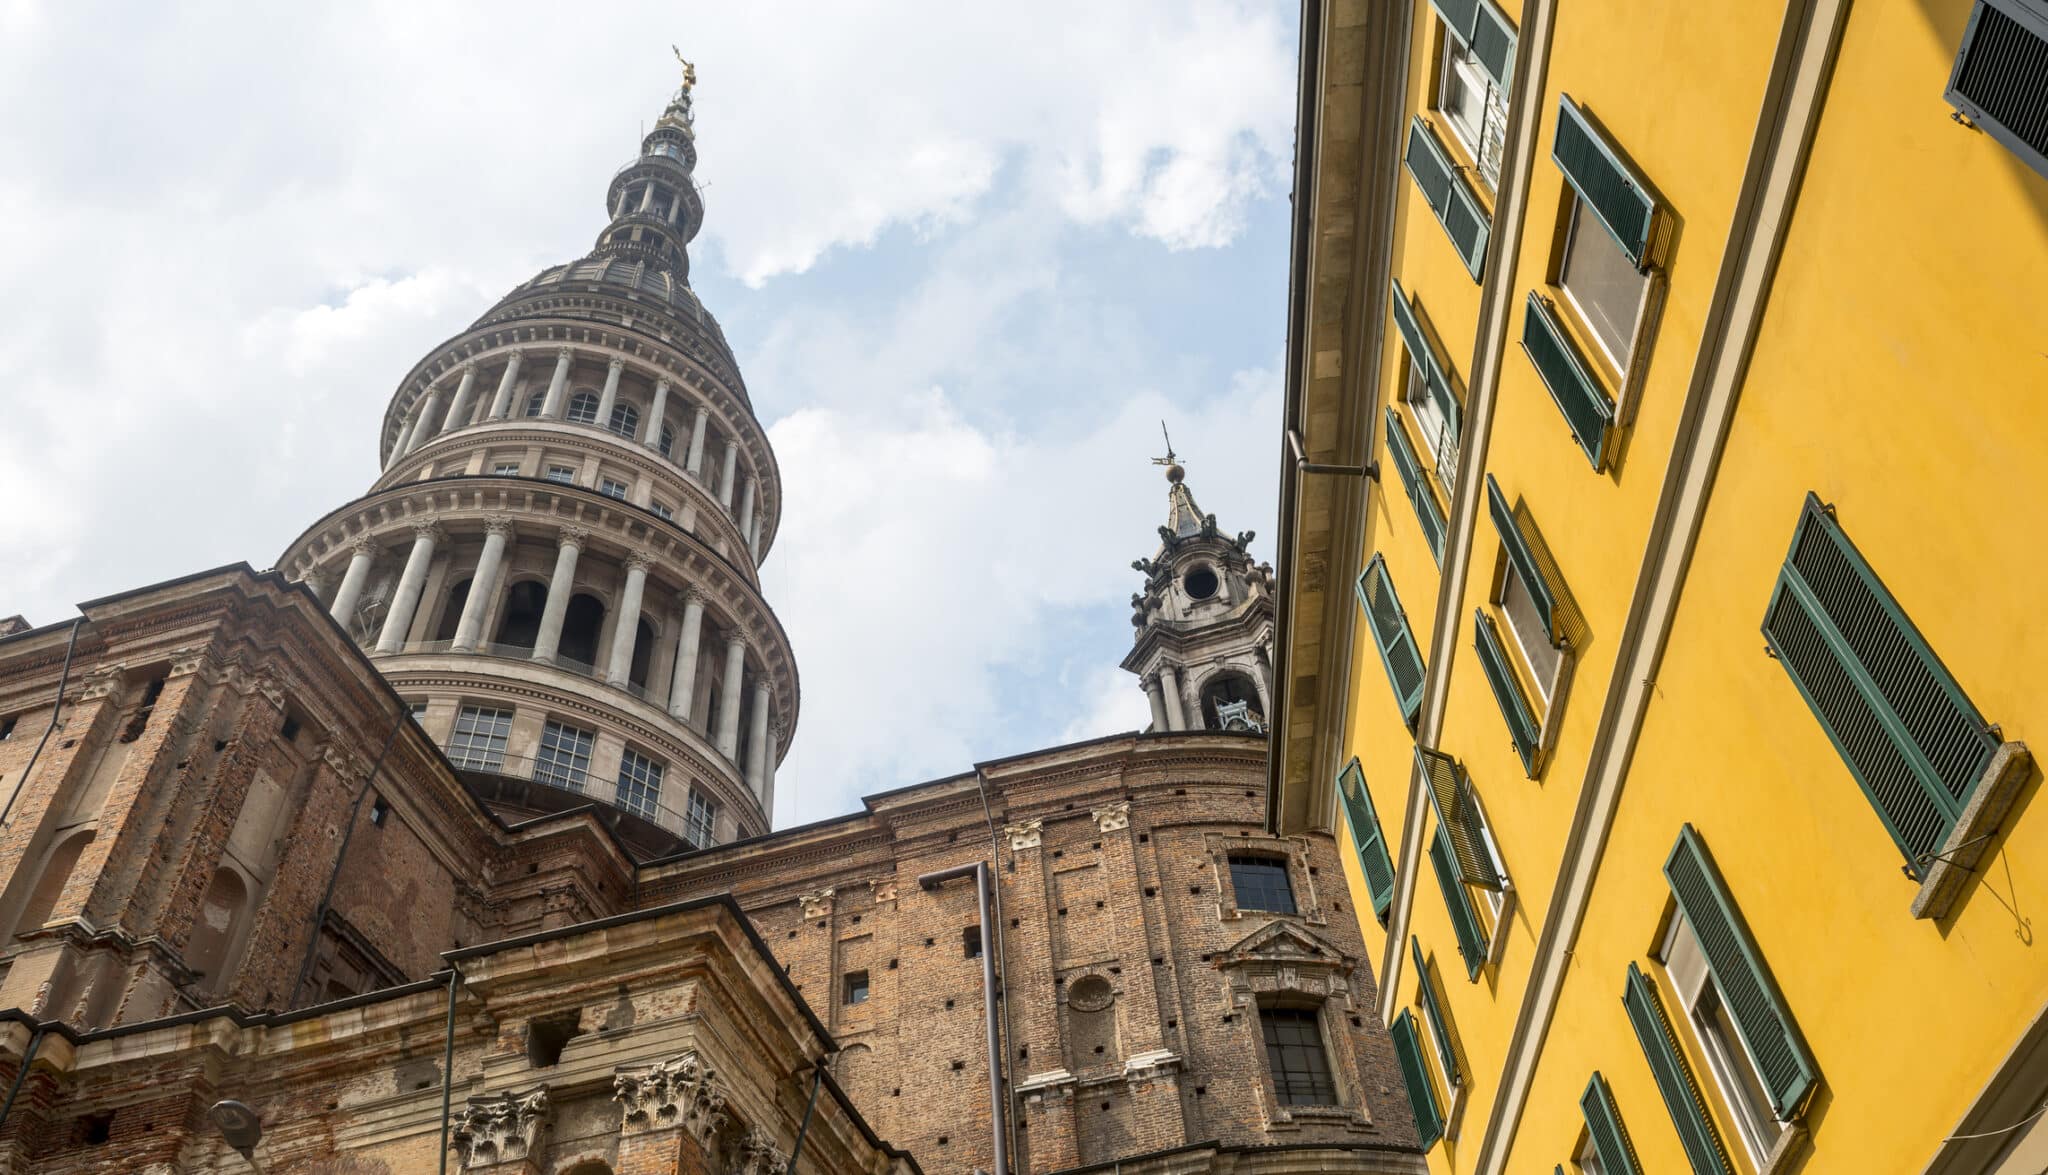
xmin=0 ymin=1023 xmax=47 ymax=1135
xmin=289 ymin=705 xmax=410 ymax=1005
xmin=436 ymin=965 xmax=462 ymax=1175
xmin=784 ymin=1061 xmax=824 ymax=1175
xmin=972 ymin=771 xmax=1021 ymax=1171
xmin=0 ymin=618 xmax=81 ymax=826
xmin=918 ymin=861 xmax=1008 ymax=1175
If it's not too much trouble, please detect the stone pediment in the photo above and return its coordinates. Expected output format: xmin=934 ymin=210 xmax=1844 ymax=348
xmin=1217 ymin=919 xmax=1350 ymax=968
xmin=1215 ymin=920 xmax=1358 ymax=1010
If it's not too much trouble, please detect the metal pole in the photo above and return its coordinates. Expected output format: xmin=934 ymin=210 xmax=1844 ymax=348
xmin=918 ymin=862 xmax=1009 ymax=1175
xmin=0 ymin=1025 xmax=46 ymax=1133
xmin=784 ymin=1062 xmax=824 ymax=1174
xmin=1 ymin=618 xmax=81 ymax=826
xmin=288 ymin=706 xmax=408 ymax=1005
xmin=436 ymin=967 xmax=462 ymax=1175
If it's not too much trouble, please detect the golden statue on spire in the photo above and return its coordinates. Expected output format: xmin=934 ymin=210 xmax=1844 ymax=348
xmin=672 ymin=45 xmax=697 ymax=92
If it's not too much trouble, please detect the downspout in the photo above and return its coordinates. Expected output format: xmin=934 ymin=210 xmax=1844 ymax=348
xmin=783 ymin=1062 xmax=825 ymax=1175
xmin=918 ymin=861 xmax=1008 ymax=1175
xmin=0 ymin=1023 xmax=47 ymax=1134
xmin=288 ymin=704 xmax=410 ymax=1005
xmin=0 ymin=618 xmax=82 ymax=826
xmin=973 ymin=770 xmax=1021 ymax=1171
xmin=436 ymin=965 xmax=463 ymax=1175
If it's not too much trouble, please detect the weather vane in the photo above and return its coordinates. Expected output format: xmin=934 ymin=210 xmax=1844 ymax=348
xmin=1152 ymin=420 xmax=1179 ymax=468
xmin=672 ymin=45 xmax=697 ymax=92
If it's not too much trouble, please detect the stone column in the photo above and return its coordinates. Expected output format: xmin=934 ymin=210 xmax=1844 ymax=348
xmin=486 ymin=349 xmax=525 ymax=419
xmin=451 ymin=1087 xmax=551 ymax=1175
xmin=604 ymin=551 xmax=655 ymax=687
xmin=749 ymin=507 xmax=764 ymax=563
xmin=595 ymin=356 xmax=625 ymax=431
xmin=718 ymin=444 xmax=738 ymax=509
xmin=1143 ymin=673 xmax=1170 ymax=732
xmin=746 ymin=678 xmax=772 ymax=799
xmin=685 ymin=407 xmax=708 ymax=475
xmin=375 ymin=523 xmax=442 ymax=653
xmin=300 ymin=567 xmax=330 ymax=603
xmin=715 ymin=629 xmax=748 ymax=759
xmin=735 ymin=476 xmax=756 ymax=538
xmin=404 ymin=384 xmax=445 ymax=456
xmin=1158 ymin=665 xmax=1187 ymax=731
xmin=644 ymin=378 xmax=670 ymax=448
xmin=440 ymin=361 xmax=479 ymax=432
xmin=762 ymin=718 xmax=782 ymax=817
xmin=668 ymin=588 xmax=705 ymax=722
xmin=450 ymin=517 xmax=514 ymax=653
xmin=389 ymin=415 xmax=418 ymax=468
xmin=530 ymin=526 xmax=587 ymax=664
xmin=539 ymin=347 xmax=573 ymax=419
xmin=329 ymin=537 xmax=378 ymax=623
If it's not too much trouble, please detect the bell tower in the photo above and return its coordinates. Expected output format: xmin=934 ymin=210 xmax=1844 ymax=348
xmin=1121 ymin=430 xmax=1276 ymax=733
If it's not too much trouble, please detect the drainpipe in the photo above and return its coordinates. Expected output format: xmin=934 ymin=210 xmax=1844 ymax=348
xmin=918 ymin=861 xmax=1008 ymax=1175
xmin=436 ymin=966 xmax=463 ymax=1175
xmin=0 ymin=1023 xmax=47 ymax=1134
xmin=288 ymin=704 xmax=410 ymax=1005
xmin=0 ymin=619 xmax=82 ymax=826
xmin=783 ymin=1062 xmax=824 ymax=1175
xmin=973 ymin=771 xmax=1021 ymax=1170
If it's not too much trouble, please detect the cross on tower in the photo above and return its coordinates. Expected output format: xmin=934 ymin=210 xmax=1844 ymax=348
xmin=1152 ymin=421 xmax=1179 ymax=470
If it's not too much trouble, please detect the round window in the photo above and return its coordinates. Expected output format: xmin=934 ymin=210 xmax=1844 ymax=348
xmin=1184 ymin=567 xmax=1219 ymax=601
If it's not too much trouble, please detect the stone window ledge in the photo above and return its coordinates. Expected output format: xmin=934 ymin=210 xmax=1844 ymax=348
xmin=1913 ymin=741 xmax=2033 ymax=921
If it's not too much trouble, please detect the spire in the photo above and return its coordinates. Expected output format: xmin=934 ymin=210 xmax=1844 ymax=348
xmin=588 ymin=57 xmax=707 ymax=277
xmin=1152 ymin=421 xmax=1206 ymax=538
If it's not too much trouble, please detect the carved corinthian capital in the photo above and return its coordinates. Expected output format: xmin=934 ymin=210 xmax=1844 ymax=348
xmin=451 ymin=1086 xmax=550 ymax=1170
xmin=1005 ymin=818 xmax=1044 ymax=851
xmin=734 ymin=1126 xmax=789 ymax=1175
xmin=799 ymin=887 xmax=835 ymax=919
xmin=613 ymin=1051 xmax=728 ymax=1146
xmin=1092 ymin=801 xmax=1131 ymax=833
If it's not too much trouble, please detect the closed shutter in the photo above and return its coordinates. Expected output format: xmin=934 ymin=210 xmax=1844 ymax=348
xmin=1553 ymin=94 xmax=1658 ymax=268
xmin=1384 ymin=408 xmax=1447 ymax=561
xmin=1946 ymin=0 xmax=2048 ymax=181
xmin=1356 ymin=555 xmax=1427 ymax=725
xmin=1429 ymin=0 xmax=1517 ymax=88
xmin=1521 ymin=291 xmax=1615 ymax=469
xmin=1622 ymin=963 xmax=1733 ymax=1175
xmin=1415 ymin=746 xmax=1501 ymax=889
xmin=1406 ymin=116 xmax=1456 ymax=215
xmin=1445 ymin=182 xmax=1491 ymax=279
xmin=1429 ymin=829 xmax=1489 ymax=978
xmin=1665 ymin=825 xmax=1818 ymax=1119
xmin=1406 ymin=116 xmax=1492 ymax=282
xmin=1473 ymin=610 xmax=1542 ymax=775
xmin=1391 ymin=1010 xmax=1445 ymax=1148
xmin=1761 ymin=494 xmax=1999 ymax=869
xmin=1389 ymin=281 xmax=1464 ymax=460
xmin=1410 ymin=936 xmax=1462 ymax=1088
xmin=1486 ymin=474 xmax=1557 ymax=641
xmin=1336 ymin=758 xmax=1398 ymax=921
xmin=1580 ymin=1072 xmax=1644 ymax=1175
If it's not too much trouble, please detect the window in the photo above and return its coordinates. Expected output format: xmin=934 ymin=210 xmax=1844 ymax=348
xmin=1419 ymin=748 xmax=1509 ymax=979
xmin=651 ymin=501 xmax=675 ymax=521
xmin=685 ymin=790 xmax=718 ymax=849
xmin=1336 ymin=759 xmax=1397 ymax=924
xmin=523 ymin=391 xmax=546 ymax=418
xmin=1622 ymin=963 xmax=1731 ymax=1174
xmin=0 ymin=716 xmax=15 ymax=740
xmin=1521 ymin=290 xmax=1616 ymax=469
xmin=1356 ymin=554 xmax=1426 ymax=726
xmin=1559 ymin=197 xmax=1650 ymax=370
xmin=525 ymin=1013 xmax=580 ymax=1068
xmin=1260 ymin=1006 xmax=1338 ymax=1106
xmin=1479 ymin=475 xmax=1563 ymax=775
xmin=1228 ymin=855 xmax=1297 ymax=915
xmin=843 ymin=970 xmax=870 ymax=1005
xmin=406 ymin=700 xmax=428 ymax=723
xmin=599 ymin=478 xmax=630 ymax=500
xmin=1498 ymin=562 xmax=1561 ymax=699
xmin=962 ymin=925 xmax=983 ymax=959
xmin=370 ymin=796 xmax=390 ymax=826
xmin=1437 ymin=35 xmax=1508 ymax=187
xmin=1946 ymin=0 xmax=2048 ymax=181
xmin=1388 ymin=279 xmax=1461 ymax=490
xmin=492 ymin=462 xmax=520 ymax=476
xmin=608 ymin=403 xmax=640 ymax=438
xmin=447 ymin=705 xmax=514 ymax=770
xmin=1661 ymin=910 xmax=1781 ymax=1162
xmin=1390 ymin=1009 xmax=1444 ymax=1147
xmin=1384 ymin=405 xmax=1447 ymax=563
xmin=614 ymin=748 xmax=664 ymax=819
xmin=1573 ymin=1133 xmax=1607 ymax=1175
xmin=1410 ymin=937 xmax=1463 ymax=1098
xmin=659 ymin=423 xmax=676 ymax=458
xmin=565 ymin=391 xmax=601 ymax=424
xmin=533 ymin=721 xmax=595 ymax=791
xmin=544 ymin=465 xmax=577 ymax=485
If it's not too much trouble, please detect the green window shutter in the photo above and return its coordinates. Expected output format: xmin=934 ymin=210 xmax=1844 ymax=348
xmin=1945 ymin=0 xmax=2048 ymax=182
xmin=1485 ymin=474 xmax=1557 ymax=641
xmin=1406 ymin=117 xmax=1491 ymax=282
xmin=1392 ymin=1010 xmax=1446 ymax=1148
xmin=1520 ymin=291 xmax=1614 ymax=469
xmin=1552 ymin=95 xmax=1658 ymax=268
xmin=1473 ymin=610 xmax=1542 ymax=775
xmin=1445 ymin=182 xmax=1491 ymax=279
xmin=1429 ymin=829 xmax=1489 ymax=979
xmin=1337 ymin=758 xmax=1398 ymax=921
xmin=1356 ymin=555 xmax=1427 ymax=725
xmin=1389 ymin=280 xmax=1464 ymax=464
xmin=1406 ymin=116 xmax=1455 ymax=216
xmin=1409 ymin=936 xmax=1462 ymax=1088
xmin=1761 ymin=494 xmax=2000 ymax=868
xmin=1664 ymin=825 xmax=1818 ymax=1120
xmin=1415 ymin=746 xmax=1501 ymax=890
xmin=1622 ymin=963 xmax=1733 ymax=1175
xmin=1384 ymin=409 xmax=1446 ymax=562
xmin=1580 ymin=1072 xmax=1644 ymax=1175
xmin=1428 ymin=0 xmax=1480 ymax=41
xmin=1470 ymin=0 xmax=1518 ymax=89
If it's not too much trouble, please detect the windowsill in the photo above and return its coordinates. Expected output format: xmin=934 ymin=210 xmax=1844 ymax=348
xmin=1432 ymin=112 xmax=1500 ymax=202
xmin=1758 ymin=1118 xmax=1810 ymax=1175
xmin=1913 ymin=740 xmax=2034 ymax=920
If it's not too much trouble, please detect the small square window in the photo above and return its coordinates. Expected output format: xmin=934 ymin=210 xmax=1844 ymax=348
xmin=1228 ymin=855 xmax=1298 ymax=915
xmin=1559 ymin=197 xmax=1650 ymax=371
xmin=843 ymin=970 xmax=870 ymax=1005
xmin=0 ymin=716 xmax=15 ymax=740
xmin=651 ymin=501 xmax=675 ymax=521
xmin=544 ymin=465 xmax=577 ymax=485
xmin=963 ymin=926 xmax=983 ymax=959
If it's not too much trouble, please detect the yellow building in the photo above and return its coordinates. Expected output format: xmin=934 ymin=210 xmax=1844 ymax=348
xmin=1267 ymin=0 xmax=2048 ymax=1170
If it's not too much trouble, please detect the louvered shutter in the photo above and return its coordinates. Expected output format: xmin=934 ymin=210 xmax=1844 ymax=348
xmin=1580 ymin=1073 xmax=1644 ymax=1175
xmin=1485 ymin=474 xmax=1557 ymax=641
xmin=1521 ymin=291 xmax=1614 ymax=469
xmin=1415 ymin=747 xmax=1500 ymax=889
xmin=1429 ymin=830 xmax=1489 ymax=978
xmin=1392 ymin=1010 xmax=1445 ymax=1148
xmin=1356 ymin=555 xmax=1427 ymax=724
xmin=1622 ymin=963 xmax=1733 ymax=1175
xmin=1473 ymin=610 xmax=1542 ymax=775
xmin=1445 ymin=183 xmax=1491 ymax=279
xmin=1336 ymin=759 xmax=1398 ymax=921
xmin=1406 ymin=116 xmax=1455 ymax=216
xmin=1553 ymin=95 xmax=1658 ymax=268
xmin=1470 ymin=0 xmax=1518 ymax=88
xmin=1761 ymin=494 xmax=1999 ymax=869
xmin=1665 ymin=825 xmax=1818 ymax=1119
xmin=1406 ymin=117 xmax=1491 ymax=282
xmin=1410 ymin=937 xmax=1462 ymax=1087
xmin=1946 ymin=0 xmax=2048 ymax=181
xmin=1389 ymin=281 xmax=1464 ymax=464
xmin=1384 ymin=409 xmax=1447 ymax=561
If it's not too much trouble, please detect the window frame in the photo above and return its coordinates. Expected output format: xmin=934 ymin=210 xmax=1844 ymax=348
xmin=544 ymin=465 xmax=577 ymax=485
xmin=843 ymin=969 xmax=870 ymax=1006
xmin=1227 ymin=854 xmax=1299 ymax=916
xmin=599 ymin=477 xmax=631 ymax=501
xmin=685 ymin=790 xmax=718 ymax=849
xmin=533 ymin=719 xmax=595 ymax=792
xmin=491 ymin=461 xmax=521 ymax=477
xmin=614 ymin=747 xmax=665 ymax=820
xmin=447 ymin=704 xmax=514 ymax=770
xmin=1258 ymin=1003 xmax=1342 ymax=1108
xmin=1434 ymin=29 xmax=1509 ymax=190
xmin=1659 ymin=911 xmax=1785 ymax=1164
xmin=565 ymin=391 xmax=601 ymax=425
xmin=1557 ymin=196 xmax=1654 ymax=377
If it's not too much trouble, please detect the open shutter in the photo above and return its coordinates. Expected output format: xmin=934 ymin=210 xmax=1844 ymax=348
xmin=1485 ymin=474 xmax=1557 ymax=641
xmin=1580 ymin=1073 xmax=1644 ymax=1175
xmin=1552 ymin=95 xmax=1658 ymax=268
xmin=1521 ymin=291 xmax=1615 ymax=469
xmin=1336 ymin=759 xmax=1398 ymax=921
xmin=1623 ymin=963 xmax=1733 ymax=1175
xmin=1445 ymin=182 xmax=1491 ymax=279
xmin=1473 ymin=611 xmax=1542 ymax=775
xmin=1415 ymin=747 xmax=1500 ymax=889
xmin=1665 ymin=825 xmax=1818 ymax=1120
xmin=1389 ymin=280 xmax=1464 ymax=471
xmin=1385 ymin=409 xmax=1447 ymax=561
xmin=1392 ymin=1010 xmax=1446 ymax=1148
xmin=1406 ymin=116 xmax=1455 ymax=216
xmin=1357 ymin=555 xmax=1427 ymax=725
xmin=1761 ymin=494 xmax=1999 ymax=868
xmin=1429 ymin=829 xmax=1489 ymax=978
xmin=1945 ymin=0 xmax=2048 ymax=181
xmin=1410 ymin=937 xmax=1462 ymax=1088
xmin=1470 ymin=0 xmax=1518 ymax=88
xmin=1406 ymin=116 xmax=1491 ymax=282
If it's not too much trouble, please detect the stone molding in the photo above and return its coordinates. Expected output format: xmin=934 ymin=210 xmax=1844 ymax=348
xmin=613 ymin=1051 xmax=729 ymax=1147
xmin=348 ymin=534 xmax=381 ymax=557
xmin=482 ymin=515 xmax=517 ymax=538
xmin=868 ymin=877 xmax=898 ymax=905
xmin=1005 ymin=819 xmax=1044 ymax=851
xmin=1092 ymin=801 xmax=1131 ymax=833
xmin=451 ymin=1086 xmax=550 ymax=1170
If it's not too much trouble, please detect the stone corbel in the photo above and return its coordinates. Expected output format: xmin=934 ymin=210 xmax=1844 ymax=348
xmin=1005 ymin=819 xmax=1044 ymax=851
xmin=1092 ymin=801 xmax=1131 ymax=833
xmin=613 ymin=1051 xmax=729 ymax=1148
xmin=798 ymin=887 xmax=835 ymax=920
xmin=451 ymin=1085 xmax=550 ymax=1171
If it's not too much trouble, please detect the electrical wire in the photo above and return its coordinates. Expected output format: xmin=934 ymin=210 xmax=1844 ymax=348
xmin=1944 ymin=1097 xmax=2048 ymax=1141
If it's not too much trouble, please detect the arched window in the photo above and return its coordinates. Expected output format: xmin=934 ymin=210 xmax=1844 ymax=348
xmin=494 ymin=581 xmax=547 ymax=650
xmin=186 ymin=867 xmax=249 ymax=988
xmin=1200 ymin=672 xmax=1266 ymax=732
xmin=565 ymin=392 xmax=601 ymax=425
xmin=433 ymin=578 xmax=472 ymax=643
xmin=559 ymin=594 xmax=607 ymax=668
xmin=10 ymin=830 xmax=94 ymax=942
xmin=523 ymin=390 xmax=547 ymax=418
xmin=659 ymin=423 xmax=676 ymax=459
xmin=628 ymin=617 xmax=658 ymax=691
xmin=608 ymin=403 xmax=640 ymax=439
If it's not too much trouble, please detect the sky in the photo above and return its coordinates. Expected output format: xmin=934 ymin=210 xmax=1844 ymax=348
xmin=0 ymin=1 xmax=1299 ymax=829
